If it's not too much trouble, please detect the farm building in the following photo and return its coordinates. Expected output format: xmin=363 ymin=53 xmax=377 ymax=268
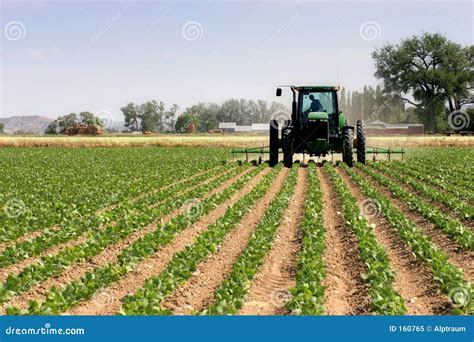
xmin=218 ymin=122 xmax=269 ymax=133
xmin=366 ymin=120 xmax=424 ymax=135
xmin=218 ymin=122 xmax=237 ymax=132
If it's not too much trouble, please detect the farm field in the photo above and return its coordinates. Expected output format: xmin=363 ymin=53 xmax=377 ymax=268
xmin=0 ymin=146 xmax=472 ymax=316
xmin=1 ymin=134 xmax=474 ymax=148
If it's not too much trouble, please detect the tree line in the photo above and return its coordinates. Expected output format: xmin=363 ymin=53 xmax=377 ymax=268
xmin=121 ymin=99 xmax=287 ymax=133
xmin=44 ymin=32 xmax=472 ymax=134
xmin=45 ymin=112 xmax=104 ymax=134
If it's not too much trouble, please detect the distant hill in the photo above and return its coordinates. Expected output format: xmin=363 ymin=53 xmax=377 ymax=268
xmin=0 ymin=116 xmax=53 ymax=135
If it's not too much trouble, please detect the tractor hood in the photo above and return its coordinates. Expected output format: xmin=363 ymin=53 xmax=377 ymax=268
xmin=308 ymin=112 xmax=328 ymax=120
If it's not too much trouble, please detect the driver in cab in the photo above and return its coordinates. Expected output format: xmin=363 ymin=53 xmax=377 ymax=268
xmin=305 ymin=94 xmax=323 ymax=114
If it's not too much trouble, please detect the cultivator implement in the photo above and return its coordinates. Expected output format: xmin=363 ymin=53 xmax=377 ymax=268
xmin=231 ymin=146 xmax=405 ymax=163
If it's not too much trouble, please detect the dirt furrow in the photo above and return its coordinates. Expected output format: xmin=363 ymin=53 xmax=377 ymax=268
xmin=0 ymin=167 xmax=234 ymax=282
xmin=0 ymin=166 xmax=224 ymax=254
xmin=162 ymin=168 xmax=289 ymax=315
xmin=6 ymin=167 xmax=253 ymax=313
xmin=337 ymin=168 xmax=452 ymax=315
xmin=62 ymin=167 xmax=270 ymax=315
xmin=372 ymin=166 xmax=473 ymax=229
xmin=319 ymin=165 xmax=370 ymax=315
xmin=355 ymin=168 xmax=474 ymax=283
xmin=0 ymin=226 xmax=60 ymax=254
xmin=238 ymin=167 xmax=307 ymax=315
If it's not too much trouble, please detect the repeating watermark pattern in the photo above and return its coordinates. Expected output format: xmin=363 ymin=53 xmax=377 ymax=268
xmin=83 ymin=11 xmax=122 ymax=50
xmin=270 ymin=109 xmax=292 ymax=130
xmin=359 ymin=198 xmax=381 ymax=219
xmin=3 ymin=198 xmax=26 ymax=219
xmin=180 ymin=198 xmax=203 ymax=220
xmin=448 ymin=287 xmax=470 ymax=308
xmin=4 ymin=20 xmax=26 ymax=41
xmin=181 ymin=21 xmax=204 ymax=41
xmin=261 ymin=11 xmax=299 ymax=50
xmin=94 ymin=110 xmax=114 ymax=130
xmin=448 ymin=110 xmax=470 ymax=131
xmin=91 ymin=288 xmax=115 ymax=308
xmin=269 ymin=288 xmax=292 ymax=308
xmin=359 ymin=21 xmax=381 ymax=41
xmin=366 ymin=102 xmax=388 ymax=125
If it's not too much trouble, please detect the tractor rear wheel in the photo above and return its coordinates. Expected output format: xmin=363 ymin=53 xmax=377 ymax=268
xmin=356 ymin=120 xmax=366 ymax=164
xmin=269 ymin=119 xmax=279 ymax=167
xmin=282 ymin=121 xmax=293 ymax=168
xmin=342 ymin=127 xmax=354 ymax=167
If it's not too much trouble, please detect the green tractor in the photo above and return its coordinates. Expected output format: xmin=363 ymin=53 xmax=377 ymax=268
xmin=270 ymin=85 xmax=366 ymax=167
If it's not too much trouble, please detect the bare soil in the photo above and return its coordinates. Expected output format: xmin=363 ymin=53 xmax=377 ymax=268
xmin=355 ymin=168 xmax=474 ymax=283
xmin=337 ymin=168 xmax=452 ymax=315
xmin=162 ymin=168 xmax=289 ymax=315
xmin=4 ymin=167 xmax=253 ymax=313
xmin=63 ymin=167 xmax=271 ymax=315
xmin=238 ymin=166 xmax=307 ymax=315
xmin=319 ymin=165 xmax=370 ymax=315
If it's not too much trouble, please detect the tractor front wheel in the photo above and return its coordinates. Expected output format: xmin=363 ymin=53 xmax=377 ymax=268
xmin=269 ymin=119 xmax=279 ymax=167
xmin=342 ymin=127 xmax=354 ymax=167
xmin=282 ymin=121 xmax=293 ymax=168
xmin=356 ymin=120 xmax=366 ymax=164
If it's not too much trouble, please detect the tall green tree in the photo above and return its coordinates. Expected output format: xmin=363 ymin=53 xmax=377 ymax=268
xmin=372 ymin=32 xmax=473 ymax=132
xmin=121 ymin=103 xmax=140 ymax=132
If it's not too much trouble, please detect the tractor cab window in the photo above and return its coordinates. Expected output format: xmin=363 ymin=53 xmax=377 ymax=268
xmin=300 ymin=91 xmax=336 ymax=117
xmin=299 ymin=91 xmax=337 ymax=126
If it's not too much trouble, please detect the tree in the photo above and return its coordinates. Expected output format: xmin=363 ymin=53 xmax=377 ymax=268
xmin=372 ymin=32 xmax=473 ymax=132
xmin=139 ymin=100 xmax=160 ymax=132
xmin=121 ymin=103 xmax=140 ymax=132
xmin=175 ymin=112 xmax=200 ymax=133
xmin=79 ymin=112 xmax=99 ymax=125
xmin=164 ymin=104 xmax=179 ymax=132
xmin=0 ymin=123 xmax=4 ymax=134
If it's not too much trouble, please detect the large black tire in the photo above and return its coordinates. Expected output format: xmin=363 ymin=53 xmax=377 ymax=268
xmin=342 ymin=127 xmax=354 ymax=167
xmin=282 ymin=121 xmax=293 ymax=168
xmin=269 ymin=120 xmax=279 ymax=167
xmin=356 ymin=120 xmax=366 ymax=164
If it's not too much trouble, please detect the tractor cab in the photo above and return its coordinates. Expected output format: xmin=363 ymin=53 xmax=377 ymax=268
xmin=271 ymin=85 xmax=365 ymax=168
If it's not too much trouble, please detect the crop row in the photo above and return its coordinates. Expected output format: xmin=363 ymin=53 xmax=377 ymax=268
xmin=1 ymin=164 xmax=245 ymax=308
xmin=390 ymin=161 xmax=474 ymax=204
xmin=358 ymin=164 xmax=473 ymax=250
xmin=405 ymin=150 xmax=473 ymax=189
xmin=325 ymin=163 xmax=406 ymax=315
xmin=342 ymin=164 xmax=472 ymax=315
xmin=11 ymin=165 xmax=268 ymax=315
xmin=120 ymin=165 xmax=283 ymax=315
xmin=371 ymin=162 xmax=473 ymax=221
xmin=0 ymin=148 xmax=227 ymax=243
xmin=0 ymin=164 xmax=233 ymax=268
xmin=286 ymin=162 xmax=326 ymax=315
xmin=203 ymin=163 xmax=299 ymax=315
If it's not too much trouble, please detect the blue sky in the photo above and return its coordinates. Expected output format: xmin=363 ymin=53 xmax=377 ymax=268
xmin=1 ymin=0 xmax=472 ymax=120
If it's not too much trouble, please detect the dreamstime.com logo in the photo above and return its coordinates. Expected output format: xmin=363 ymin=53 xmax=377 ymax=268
xmin=448 ymin=110 xmax=470 ymax=131
xmin=359 ymin=198 xmax=381 ymax=219
xmin=181 ymin=21 xmax=204 ymax=41
xmin=270 ymin=110 xmax=292 ymax=130
xmin=448 ymin=287 xmax=470 ymax=308
xmin=270 ymin=288 xmax=292 ymax=308
xmin=4 ymin=322 xmax=85 ymax=336
xmin=180 ymin=198 xmax=203 ymax=220
xmin=92 ymin=288 xmax=115 ymax=308
xmin=95 ymin=110 xmax=115 ymax=130
xmin=4 ymin=20 xmax=26 ymax=41
xmin=3 ymin=198 xmax=26 ymax=219
xmin=359 ymin=21 xmax=381 ymax=41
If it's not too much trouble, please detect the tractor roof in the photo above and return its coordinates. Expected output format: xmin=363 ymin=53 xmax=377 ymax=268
xmin=295 ymin=85 xmax=340 ymax=91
